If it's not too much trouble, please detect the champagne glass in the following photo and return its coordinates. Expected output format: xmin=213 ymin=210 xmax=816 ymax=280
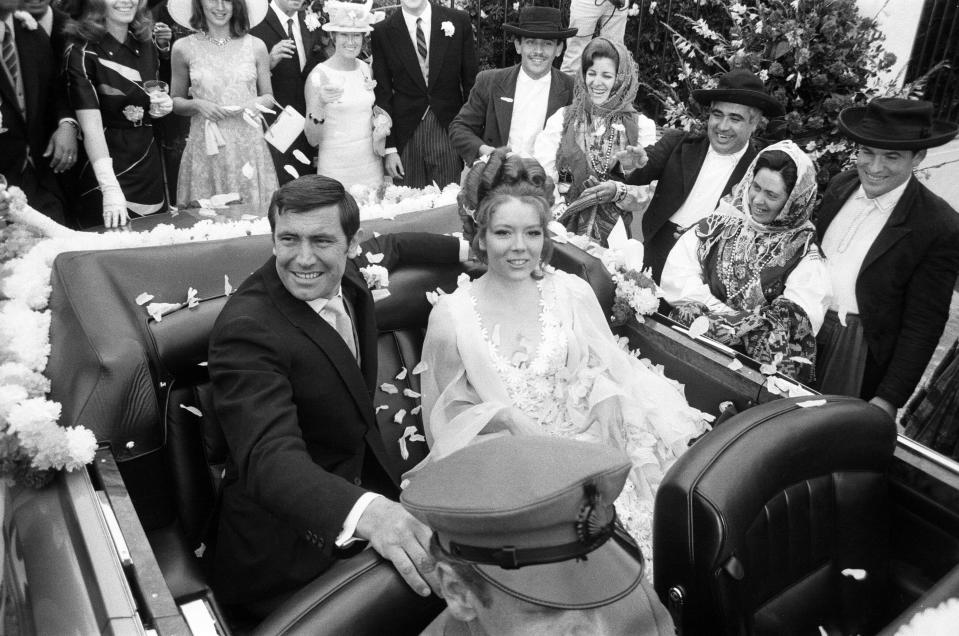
xmin=143 ymin=80 xmax=170 ymax=117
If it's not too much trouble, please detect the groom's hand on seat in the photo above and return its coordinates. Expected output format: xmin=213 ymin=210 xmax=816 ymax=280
xmin=355 ymin=497 xmax=439 ymax=597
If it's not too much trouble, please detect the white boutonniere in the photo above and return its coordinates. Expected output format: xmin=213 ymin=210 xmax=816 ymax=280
xmin=440 ymin=21 xmax=454 ymax=37
xmin=303 ymin=8 xmax=321 ymax=31
xmin=13 ymin=10 xmax=39 ymax=30
xmin=123 ymin=105 xmax=145 ymax=124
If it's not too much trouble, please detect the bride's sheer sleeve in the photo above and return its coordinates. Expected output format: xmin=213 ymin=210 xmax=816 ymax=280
xmin=419 ymin=295 xmax=513 ymax=462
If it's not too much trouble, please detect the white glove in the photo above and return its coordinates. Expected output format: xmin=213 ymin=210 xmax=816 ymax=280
xmin=93 ymin=157 xmax=128 ymax=227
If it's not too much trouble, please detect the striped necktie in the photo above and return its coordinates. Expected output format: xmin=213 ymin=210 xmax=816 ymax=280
xmin=415 ymin=17 xmax=427 ymax=60
xmin=286 ymin=18 xmax=302 ymax=70
xmin=1 ymin=22 xmax=23 ymax=113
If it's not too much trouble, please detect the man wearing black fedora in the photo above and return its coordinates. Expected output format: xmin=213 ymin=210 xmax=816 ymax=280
xmin=448 ymin=5 xmax=575 ymax=165
xmin=815 ymin=97 xmax=959 ymax=417
xmin=618 ymin=68 xmax=784 ymax=282
xmin=403 ymin=435 xmax=674 ymax=635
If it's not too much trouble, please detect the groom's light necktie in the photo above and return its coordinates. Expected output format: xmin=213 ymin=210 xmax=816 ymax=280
xmin=321 ymin=295 xmax=357 ymax=360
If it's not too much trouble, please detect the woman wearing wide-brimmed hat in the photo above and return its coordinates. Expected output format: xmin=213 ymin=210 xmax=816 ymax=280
xmin=168 ymin=0 xmax=278 ymax=211
xmin=64 ymin=0 xmax=175 ymax=227
xmin=303 ymin=0 xmax=388 ymax=192
xmin=814 ymin=97 xmax=959 ymax=417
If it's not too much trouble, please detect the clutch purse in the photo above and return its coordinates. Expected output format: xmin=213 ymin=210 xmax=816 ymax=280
xmin=264 ymin=105 xmax=306 ymax=153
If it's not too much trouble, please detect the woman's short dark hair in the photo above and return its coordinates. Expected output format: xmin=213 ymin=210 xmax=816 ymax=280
xmin=64 ymin=0 xmax=154 ymax=43
xmin=753 ymin=149 xmax=798 ymax=194
xmin=190 ymin=0 xmax=250 ymax=37
xmin=580 ymin=37 xmax=619 ymax=77
xmin=267 ymin=175 xmax=360 ymax=243
xmin=458 ymin=148 xmax=555 ymax=278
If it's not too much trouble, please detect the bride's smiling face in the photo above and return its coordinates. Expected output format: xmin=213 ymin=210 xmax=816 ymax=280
xmin=479 ymin=198 xmax=545 ymax=282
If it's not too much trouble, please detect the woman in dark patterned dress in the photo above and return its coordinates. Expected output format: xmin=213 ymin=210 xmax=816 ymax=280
xmin=65 ymin=0 xmax=173 ymax=228
xmin=660 ymin=140 xmax=832 ymax=383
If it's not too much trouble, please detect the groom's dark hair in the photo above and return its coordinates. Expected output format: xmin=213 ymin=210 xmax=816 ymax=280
xmin=268 ymin=175 xmax=361 ymax=243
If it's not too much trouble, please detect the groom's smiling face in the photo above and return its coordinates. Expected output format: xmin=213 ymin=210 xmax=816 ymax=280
xmin=273 ymin=206 xmax=359 ymax=302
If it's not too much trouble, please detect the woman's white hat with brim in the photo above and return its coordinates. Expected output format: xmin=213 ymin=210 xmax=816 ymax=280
xmin=322 ymin=0 xmax=383 ymax=33
xmin=167 ymin=0 xmax=268 ymax=32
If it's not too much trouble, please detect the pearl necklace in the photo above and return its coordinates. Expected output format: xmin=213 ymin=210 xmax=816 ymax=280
xmin=203 ymin=32 xmax=230 ymax=47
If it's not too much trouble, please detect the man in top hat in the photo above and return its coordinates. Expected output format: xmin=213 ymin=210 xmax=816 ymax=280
xmin=814 ymin=97 xmax=959 ymax=418
xmin=371 ymin=0 xmax=477 ymax=189
xmin=611 ymin=69 xmax=784 ymax=282
xmin=402 ymin=436 xmax=674 ymax=635
xmin=250 ymin=0 xmax=330 ymax=184
xmin=448 ymin=5 xmax=575 ymax=165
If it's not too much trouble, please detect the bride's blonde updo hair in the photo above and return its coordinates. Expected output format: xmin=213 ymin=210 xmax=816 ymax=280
xmin=457 ymin=148 xmax=556 ymax=278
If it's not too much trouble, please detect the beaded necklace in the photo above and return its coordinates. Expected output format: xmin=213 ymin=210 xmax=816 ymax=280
xmin=718 ymin=227 xmax=792 ymax=306
xmin=584 ymin=119 xmax=616 ymax=180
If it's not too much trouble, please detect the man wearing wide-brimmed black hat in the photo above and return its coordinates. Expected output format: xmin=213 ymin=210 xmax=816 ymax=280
xmin=815 ymin=97 xmax=959 ymax=418
xmin=448 ymin=5 xmax=575 ymax=165
xmin=616 ymin=68 xmax=784 ymax=282
xmin=404 ymin=436 xmax=674 ymax=635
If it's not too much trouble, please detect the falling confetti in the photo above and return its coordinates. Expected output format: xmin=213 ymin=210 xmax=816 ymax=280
xmin=180 ymin=404 xmax=202 ymax=417
xmin=395 ymin=367 xmax=408 ymax=380
xmin=411 ymin=361 xmax=428 ymax=375
xmin=135 ymin=292 xmax=154 ymax=305
xmin=379 ymin=383 xmax=398 ymax=394
xmin=841 ymin=568 xmax=867 ymax=581
xmin=410 ymin=405 xmax=422 ymax=415
xmin=292 ymin=149 xmax=311 ymax=165
xmin=284 ymin=165 xmax=300 ymax=180
xmin=375 ymin=405 xmax=389 ymax=413
xmin=393 ymin=409 xmax=407 ymax=424
xmin=402 ymin=388 xmax=421 ymax=399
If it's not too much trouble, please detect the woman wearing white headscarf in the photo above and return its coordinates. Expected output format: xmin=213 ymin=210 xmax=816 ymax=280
xmin=660 ymin=140 xmax=832 ymax=382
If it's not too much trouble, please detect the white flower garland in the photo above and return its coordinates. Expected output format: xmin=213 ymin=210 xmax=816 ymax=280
xmin=895 ymin=597 xmax=959 ymax=636
xmin=0 ymin=183 xmax=459 ymax=485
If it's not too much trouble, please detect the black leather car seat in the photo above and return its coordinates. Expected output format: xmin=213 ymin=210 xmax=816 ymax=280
xmin=653 ymin=396 xmax=897 ymax=635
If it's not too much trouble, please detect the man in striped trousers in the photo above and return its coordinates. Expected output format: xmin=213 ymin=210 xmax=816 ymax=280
xmin=371 ymin=0 xmax=477 ymax=189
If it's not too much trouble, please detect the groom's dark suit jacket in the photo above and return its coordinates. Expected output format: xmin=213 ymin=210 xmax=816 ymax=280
xmin=370 ymin=4 xmax=477 ymax=153
xmin=209 ymin=232 xmax=460 ymax=605
xmin=0 ymin=18 xmax=69 ymax=223
xmin=250 ymin=10 xmax=329 ymax=182
xmin=448 ymin=64 xmax=573 ymax=165
xmin=814 ymin=170 xmax=959 ymax=407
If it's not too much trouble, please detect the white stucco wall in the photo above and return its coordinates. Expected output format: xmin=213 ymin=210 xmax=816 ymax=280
xmin=856 ymin=0 xmax=925 ymax=84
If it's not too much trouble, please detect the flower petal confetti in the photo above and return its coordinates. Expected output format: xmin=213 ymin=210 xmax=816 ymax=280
xmin=379 ymin=383 xmax=398 ymax=394
xmin=687 ymin=316 xmax=710 ymax=339
xmin=797 ymin=399 xmax=827 ymax=408
xmin=402 ymin=388 xmax=421 ymax=399
xmin=224 ymin=275 xmax=233 ymax=296
xmin=411 ymin=361 xmax=428 ymax=375
xmin=375 ymin=405 xmax=389 ymax=413
xmin=179 ymin=404 xmax=202 ymax=417
xmin=840 ymin=568 xmax=867 ymax=581
xmin=197 ymin=361 xmax=208 ymax=367
xmin=395 ymin=367 xmax=408 ymax=380
xmin=135 ymin=292 xmax=154 ymax=305
xmin=284 ymin=165 xmax=300 ymax=180
xmin=727 ymin=358 xmax=743 ymax=371
xmin=398 ymin=436 xmax=409 ymax=460
xmin=789 ymin=356 xmax=813 ymax=365
xmin=292 ymin=149 xmax=311 ymax=165
xmin=255 ymin=103 xmax=276 ymax=115
xmin=186 ymin=286 xmax=200 ymax=309
xmin=365 ymin=252 xmax=385 ymax=264
xmin=146 ymin=302 xmax=182 ymax=322
xmin=410 ymin=405 xmax=422 ymax=415
xmin=241 ymin=162 xmax=255 ymax=180
xmin=759 ymin=362 xmax=778 ymax=376
xmin=393 ymin=409 xmax=407 ymax=424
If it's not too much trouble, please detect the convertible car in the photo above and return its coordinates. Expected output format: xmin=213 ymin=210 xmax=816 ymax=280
xmin=4 ymin=207 xmax=958 ymax=635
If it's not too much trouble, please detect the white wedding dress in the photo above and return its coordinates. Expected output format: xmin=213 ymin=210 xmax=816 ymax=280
xmin=308 ymin=61 xmax=384 ymax=191
xmin=418 ymin=270 xmax=709 ymax=558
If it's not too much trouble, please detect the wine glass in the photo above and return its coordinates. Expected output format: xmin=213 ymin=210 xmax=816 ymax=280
xmin=143 ymin=80 xmax=169 ymax=117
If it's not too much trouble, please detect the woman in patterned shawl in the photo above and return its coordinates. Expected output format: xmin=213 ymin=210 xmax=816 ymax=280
xmin=660 ymin=140 xmax=832 ymax=383
xmin=533 ymin=37 xmax=656 ymax=246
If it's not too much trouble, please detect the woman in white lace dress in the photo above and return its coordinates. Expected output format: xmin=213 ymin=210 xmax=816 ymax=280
xmin=418 ymin=150 xmax=708 ymax=558
xmin=304 ymin=1 xmax=387 ymax=191
xmin=169 ymin=0 xmax=278 ymax=211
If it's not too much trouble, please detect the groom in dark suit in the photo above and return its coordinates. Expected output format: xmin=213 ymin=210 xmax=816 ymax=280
xmin=0 ymin=0 xmax=77 ymax=224
xmin=209 ymin=175 xmax=464 ymax=617
xmin=371 ymin=0 xmax=477 ymax=189
xmin=250 ymin=0 xmax=330 ymax=183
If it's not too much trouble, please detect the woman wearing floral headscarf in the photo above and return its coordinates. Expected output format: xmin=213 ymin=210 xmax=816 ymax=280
xmin=660 ymin=140 xmax=832 ymax=383
xmin=533 ymin=37 xmax=656 ymax=245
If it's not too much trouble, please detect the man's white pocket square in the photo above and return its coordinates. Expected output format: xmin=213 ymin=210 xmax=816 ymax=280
xmin=500 ymin=97 xmax=514 ymax=103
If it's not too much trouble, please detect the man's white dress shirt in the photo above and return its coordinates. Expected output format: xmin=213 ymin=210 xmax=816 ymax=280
xmin=507 ymin=68 xmax=551 ymax=157
xmin=669 ymin=144 xmax=749 ymax=228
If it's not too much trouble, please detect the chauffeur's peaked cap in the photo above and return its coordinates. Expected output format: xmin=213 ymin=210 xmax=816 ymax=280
xmin=401 ymin=436 xmax=643 ymax=609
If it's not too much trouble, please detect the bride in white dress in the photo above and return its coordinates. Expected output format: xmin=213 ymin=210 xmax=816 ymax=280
xmin=304 ymin=1 xmax=386 ymax=190
xmin=418 ymin=150 xmax=709 ymax=558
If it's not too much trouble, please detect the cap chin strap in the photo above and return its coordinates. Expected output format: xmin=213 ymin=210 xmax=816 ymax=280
xmin=441 ymin=514 xmax=644 ymax=572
